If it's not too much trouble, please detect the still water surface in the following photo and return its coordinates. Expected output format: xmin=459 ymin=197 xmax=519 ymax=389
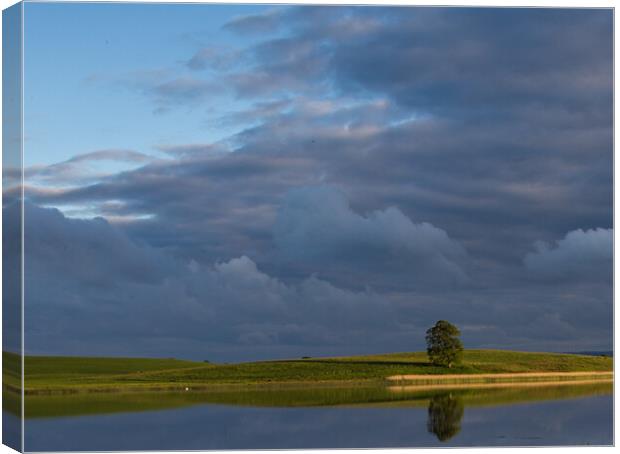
xmin=13 ymin=382 xmax=613 ymax=451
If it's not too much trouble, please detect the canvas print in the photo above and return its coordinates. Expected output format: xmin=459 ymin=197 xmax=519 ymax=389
xmin=2 ymin=1 xmax=614 ymax=451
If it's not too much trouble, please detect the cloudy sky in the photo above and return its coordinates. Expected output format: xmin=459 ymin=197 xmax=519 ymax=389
xmin=4 ymin=3 xmax=613 ymax=361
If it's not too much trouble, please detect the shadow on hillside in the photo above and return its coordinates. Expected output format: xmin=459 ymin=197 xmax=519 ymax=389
xmin=286 ymin=359 xmax=435 ymax=368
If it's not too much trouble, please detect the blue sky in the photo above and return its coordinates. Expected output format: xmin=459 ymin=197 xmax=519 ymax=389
xmin=23 ymin=2 xmax=268 ymax=166
xmin=3 ymin=3 xmax=613 ymax=360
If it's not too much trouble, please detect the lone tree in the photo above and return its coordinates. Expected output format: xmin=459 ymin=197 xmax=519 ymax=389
xmin=426 ymin=320 xmax=463 ymax=368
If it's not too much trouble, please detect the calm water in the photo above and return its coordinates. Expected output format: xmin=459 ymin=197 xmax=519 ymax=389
xmin=11 ymin=383 xmax=614 ymax=451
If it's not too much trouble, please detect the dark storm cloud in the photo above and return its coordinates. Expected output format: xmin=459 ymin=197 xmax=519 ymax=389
xmin=217 ymin=6 xmax=612 ymax=254
xmin=222 ymin=7 xmax=612 ymax=154
xmin=274 ymin=186 xmax=469 ymax=290
xmin=226 ymin=104 xmax=610 ymax=273
xmin=12 ymin=202 xmax=611 ymax=360
xmin=16 ymin=7 xmax=613 ymax=357
xmin=329 ymin=9 xmax=612 ymax=113
xmin=24 ymin=91 xmax=612 ymax=285
xmin=524 ymin=228 xmax=613 ymax=283
xmin=15 ymin=202 xmax=405 ymax=360
xmin=25 ymin=150 xmax=324 ymax=261
xmin=22 ymin=202 xmax=176 ymax=285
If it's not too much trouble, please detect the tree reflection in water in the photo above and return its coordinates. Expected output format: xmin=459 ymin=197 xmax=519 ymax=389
xmin=427 ymin=393 xmax=465 ymax=442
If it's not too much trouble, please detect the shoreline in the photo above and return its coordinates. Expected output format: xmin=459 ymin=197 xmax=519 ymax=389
xmin=9 ymin=379 xmax=385 ymax=396
xmin=8 ymin=371 xmax=613 ymax=396
xmin=388 ymin=377 xmax=613 ymax=392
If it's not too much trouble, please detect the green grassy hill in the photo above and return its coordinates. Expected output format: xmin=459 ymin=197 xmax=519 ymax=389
xmin=2 ymin=349 xmax=612 ymax=394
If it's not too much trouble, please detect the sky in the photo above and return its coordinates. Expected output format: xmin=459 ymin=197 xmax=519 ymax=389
xmin=3 ymin=3 xmax=613 ymax=361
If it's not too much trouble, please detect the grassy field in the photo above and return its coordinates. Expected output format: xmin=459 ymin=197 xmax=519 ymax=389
xmin=2 ymin=349 xmax=612 ymax=395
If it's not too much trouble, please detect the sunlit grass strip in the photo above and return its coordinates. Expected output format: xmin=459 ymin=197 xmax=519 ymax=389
xmin=386 ymin=371 xmax=613 ymax=385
